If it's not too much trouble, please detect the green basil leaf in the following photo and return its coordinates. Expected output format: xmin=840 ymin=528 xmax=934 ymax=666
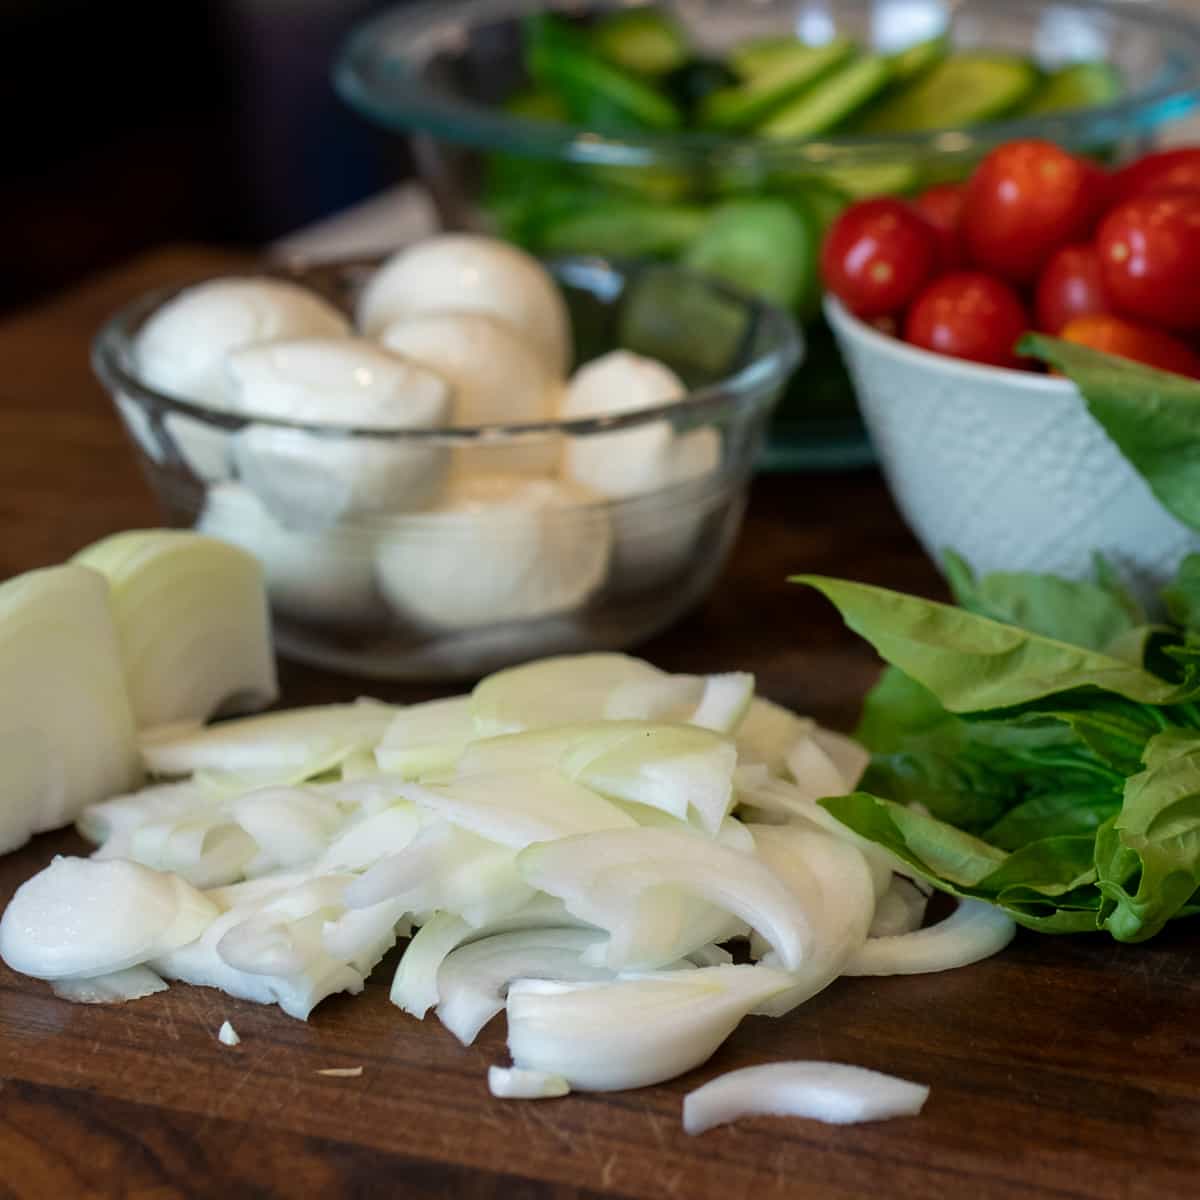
xmin=1095 ymin=732 xmax=1200 ymax=941
xmin=942 ymin=549 xmax=1144 ymax=651
xmin=1163 ymin=555 xmax=1200 ymax=634
xmin=983 ymin=790 xmax=1121 ymax=851
xmin=795 ymin=575 xmax=1200 ymax=711
xmin=1020 ymin=334 xmax=1200 ymax=532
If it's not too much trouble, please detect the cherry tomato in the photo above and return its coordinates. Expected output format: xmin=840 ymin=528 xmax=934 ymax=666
xmin=904 ymin=272 xmax=1030 ymax=369
xmin=1035 ymin=244 xmax=1111 ymax=334
xmin=914 ymin=183 xmax=967 ymax=270
xmin=1097 ymin=191 xmax=1200 ymax=333
xmin=820 ymin=198 xmax=940 ymax=319
xmin=1060 ymin=314 xmax=1200 ymax=379
xmin=1108 ymin=148 xmax=1200 ymax=208
xmin=962 ymin=140 xmax=1107 ymax=285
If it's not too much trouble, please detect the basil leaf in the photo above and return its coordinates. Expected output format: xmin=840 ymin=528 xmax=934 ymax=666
xmin=1163 ymin=555 xmax=1200 ymax=634
xmin=821 ymin=793 xmax=1103 ymax=932
xmin=1095 ymin=731 xmax=1200 ymax=941
xmin=820 ymin=792 xmax=1005 ymax=889
xmin=983 ymin=790 xmax=1121 ymax=851
xmin=795 ymin=575 xmax=1200 ymax=711
xmin=1020 ymin=334 xmax=1200 ymax=532
xmin=942 ymin=550 xmax=1144 ymax=651
xmin=855 ymin=666 xmax=949 ymax=754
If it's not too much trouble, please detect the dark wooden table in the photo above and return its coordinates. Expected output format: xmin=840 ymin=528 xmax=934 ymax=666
xmin=1 ymin=248 xmax=1197 ymax=1200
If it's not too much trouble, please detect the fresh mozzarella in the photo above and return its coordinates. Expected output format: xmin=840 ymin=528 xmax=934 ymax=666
xmin=375 ymin=475 xmax=610 ymax=631
xmin=357 ymin=235 xmax=572 ymax=374
xmin=134 ymin=278 xmax=349 ymax=409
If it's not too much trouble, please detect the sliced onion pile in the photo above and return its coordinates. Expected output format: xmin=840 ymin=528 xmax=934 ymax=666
xmin=0 ymin=652 xmax=1017 ymax=1130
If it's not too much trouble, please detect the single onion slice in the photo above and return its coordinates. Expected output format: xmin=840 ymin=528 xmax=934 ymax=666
xmin=471 ymin=653 xmax=680 ymax=736
xmin=690 ymin=673 xmax=755 ymax=734
xmin=507 ymin=965 xmax=795 ymax=1092
xmin=139 ymin=701 xmax=395 ymax=778
xmin=0 ymin=857 xmax=217 ymax=981
xmin=843 ymin=899 xmax=1016 ymax=976
xmin=488 ymin=1066 xmax=570 ymax=1100
xmin=437 ymin=927 xmax=612 ymax=1045
xmin=52 ymin=965 xmax=169 ymax=1005
xmin=682 ymin=1062 xmax=930 ymax=1134
xmin=374 ymin=696 xmax=474 ymax=779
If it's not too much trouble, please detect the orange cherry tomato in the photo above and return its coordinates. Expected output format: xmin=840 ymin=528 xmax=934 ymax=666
xmin=1059 ymin=314 xmax=1200 ymax=379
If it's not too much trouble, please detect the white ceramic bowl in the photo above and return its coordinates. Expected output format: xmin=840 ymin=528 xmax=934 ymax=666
xmin=825 ymin=296 xmax=1200 ymax=594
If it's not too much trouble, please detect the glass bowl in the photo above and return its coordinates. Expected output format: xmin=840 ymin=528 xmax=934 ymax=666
xmin=92 ymin=255 xmax=801 ymax=681
xmin=334 ymin=0 xmax=1200 ymax=469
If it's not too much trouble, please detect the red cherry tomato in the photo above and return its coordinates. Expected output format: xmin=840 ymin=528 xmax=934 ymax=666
xmin=820 ymin=198 xmax=940 ymax=319
xmin=914 ymin=183 xmax=967 ymax=270
xmin=962 ymin=140 xmax=1107 ymax=285
xmin=1108 ymin=148 xmax=1200 ymax=208
xmin=904 ymin=272 xmax=1031 ymax=369
xmin=1035 ymin=244 xmax=1111 ymax=334
xmin=1060 ymin=314 xmax=1200 ymax=379
xmin=1097 ymin=191 xmax=1200 ymax=333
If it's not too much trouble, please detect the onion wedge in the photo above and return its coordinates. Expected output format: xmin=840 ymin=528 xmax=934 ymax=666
xmin=682 ymin=1062 xmax=930 ymax=1134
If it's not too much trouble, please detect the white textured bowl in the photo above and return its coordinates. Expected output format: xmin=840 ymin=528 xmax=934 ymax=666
xmin=826 ymin=297 xmax=1200 ymax=593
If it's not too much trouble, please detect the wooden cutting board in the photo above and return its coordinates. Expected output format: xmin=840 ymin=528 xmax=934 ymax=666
xmin=0 ymin=248 xmax=1196 ymax=1200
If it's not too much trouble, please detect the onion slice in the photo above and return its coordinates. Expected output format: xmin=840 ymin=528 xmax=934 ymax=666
xmin=436 ymin=927 xmax=611 ymax=1045
xmin=519 ymin=827 xmax=813 ymax=970
xmin=52 ymin=966 xmax=169 ymax=1005
xmin=139 ymin=701 xmax=395 ymax=778
xmin=843 ymin=899 xmax=1016 ymax=976
xmin=682 ymin=1062 xmax=930 ymax=1134
xmin=507 ymin=965 xmax=795 ymax=1091
xmin=488 ymin=1066 xmax=571 ymax=1100
xmin=0 ymin=857 xmax=217 ymax=981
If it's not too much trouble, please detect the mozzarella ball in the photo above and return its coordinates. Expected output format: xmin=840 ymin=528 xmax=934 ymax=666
xmin=226 ymin=338 xmax=452 ymax=526
xmin=560 ymin=350 xmax=720 ymax=591
xmin=357 ymin=235 xmax=572 ymax=375
xmin=197 ymin=483 xmax=385 ymax=628
xmin=375 ymin=475 xmax=611 ymax=632
xmin=135 ymin=278 xmax=350 ymax=409
xmin=379 ymin=312 xmax=562 ymax=476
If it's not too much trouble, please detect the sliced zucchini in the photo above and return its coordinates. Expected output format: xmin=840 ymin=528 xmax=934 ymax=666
xmin=759 ymin=54 xmax=893 ymax=138
xmin=591 ymin=8 xmax=690 ymax=77
xmin=698 ymin=39 xmax=854 ymax=132
xmin=731 ymin=36 xmax=817 ymax=79
xmin=887 ymin=35 xmax=949 ymax=84
xmin=1020 ymin=62 xmax=1122 ymax=116
xmin=527 ymin=15 xmax=682 ymax=131
xmin=857 ymin=54 xmax=1039 ymax=132
xmin=536 ymin=203 xmax=711 ymax=258
xmin=682 ymin=199 xmax=813 ymax=310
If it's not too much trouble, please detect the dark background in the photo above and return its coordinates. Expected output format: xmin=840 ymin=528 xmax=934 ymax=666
xmin=0 ymin=0 xmax=411 ymax=313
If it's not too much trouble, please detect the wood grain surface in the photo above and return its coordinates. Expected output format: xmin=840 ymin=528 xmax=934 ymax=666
xmin=1 ymin=248 xmax=1197 ymax=1200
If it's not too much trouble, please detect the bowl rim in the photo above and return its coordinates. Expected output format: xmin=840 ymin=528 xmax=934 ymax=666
xmin=93 ymin=253 xmax=803 ymax=440
xmin=823 ymin=293 xmax=1077 ymax=392
xmin=333 ymin=0 xmax=1200 ymax=169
